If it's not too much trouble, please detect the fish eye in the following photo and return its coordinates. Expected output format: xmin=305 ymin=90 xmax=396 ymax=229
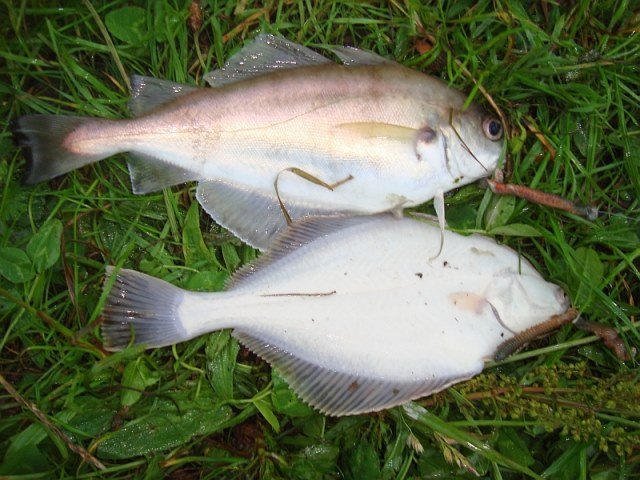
xmin=482 ymin=117 xmax=503 ymax=141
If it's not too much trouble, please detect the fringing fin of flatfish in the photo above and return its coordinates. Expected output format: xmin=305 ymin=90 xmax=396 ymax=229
xmin=13 ymin=34 xmax=504 ymax=250
xmin=101 ymin=214 xmax=568 ymax=416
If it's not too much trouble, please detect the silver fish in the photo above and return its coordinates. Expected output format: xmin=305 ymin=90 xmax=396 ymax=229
xmin=13 ymin=35 xmax=504 ymax=250
xmin=102 ymin=214 xmax=569 ymax=416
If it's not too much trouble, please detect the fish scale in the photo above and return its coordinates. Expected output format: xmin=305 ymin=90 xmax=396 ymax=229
xmin=13 ymin=34 xmax=504 ymax=251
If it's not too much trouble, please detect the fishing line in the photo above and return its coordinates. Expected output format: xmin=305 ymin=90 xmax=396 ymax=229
xmin=273 ymin=167 xmax=354 ymax=225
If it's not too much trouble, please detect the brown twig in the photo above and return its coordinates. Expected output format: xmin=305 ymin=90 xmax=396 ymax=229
xmin=0 ymin=373 xmax=106 ymax=470
xmin=495 ymin=308 xmax=579 ymax=361
xmin=522 ymin=114 xmax=557 ymax=159
xmin=222 ymin=6 xmax=271 ymax=44
xmin=188 ymin=0 xmax=203 ymax=33
xmin=485 ymin=179 xmax=599 ymax=220
xmin=574 ymin=318 xmax=633 ymax=361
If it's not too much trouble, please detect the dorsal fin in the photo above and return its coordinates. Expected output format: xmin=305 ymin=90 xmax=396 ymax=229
xmin=329 ymin=46 xmax=397 ymax=66
xmin=203 ymin=34 xmax=332 ymax=87
xmin=227 ymin=214 xmax=383 ymax=288
xmin=129 ymin=75 xmax=198 ymax=116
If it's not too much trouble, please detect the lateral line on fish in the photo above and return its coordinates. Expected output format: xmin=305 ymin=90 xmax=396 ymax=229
xmin=259 ymin=290 xmax=337 ymax=297
xmin=220 ymin=96 xmax=348 ymax=134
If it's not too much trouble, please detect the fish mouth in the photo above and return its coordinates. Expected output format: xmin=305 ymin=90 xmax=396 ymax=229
xmin=556 ymin=286 xmax=571 ymax=310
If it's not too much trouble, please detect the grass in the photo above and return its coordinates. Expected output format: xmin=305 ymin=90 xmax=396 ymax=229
xmin=1 ymin=0 xmax=639 ymax=478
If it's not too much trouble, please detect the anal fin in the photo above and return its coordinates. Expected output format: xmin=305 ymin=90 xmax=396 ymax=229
xmin=234 ymin=330 xmax=472 ymax=416
xmin=127 ymin=153 xmax=200 ymax=194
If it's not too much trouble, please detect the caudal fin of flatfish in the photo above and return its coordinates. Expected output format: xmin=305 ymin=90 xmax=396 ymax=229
xmin=101 ymin=267 xmax=191 ymax=351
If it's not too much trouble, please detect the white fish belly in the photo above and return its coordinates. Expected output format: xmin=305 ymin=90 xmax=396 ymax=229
xmin=111 ymin=71 xmax=456 ymax=213
xmin=211 ymin=289 xmax=501 ymax=382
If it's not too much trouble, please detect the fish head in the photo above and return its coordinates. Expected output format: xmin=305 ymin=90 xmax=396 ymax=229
xmin=484 ymin=269 xmax=570 ymax=334
xmin=440 ymin=105 xmax=504 ymax=183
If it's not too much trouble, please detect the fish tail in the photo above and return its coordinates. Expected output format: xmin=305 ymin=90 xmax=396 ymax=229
xmin=101 ymin=267 xmax=192 ymax=351
xmin=12 ymin=114 xmax=115 ymax=184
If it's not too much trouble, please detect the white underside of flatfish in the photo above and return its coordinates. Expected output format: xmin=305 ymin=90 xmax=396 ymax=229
xmin=102 ymin=214 xmax=568 ymax=416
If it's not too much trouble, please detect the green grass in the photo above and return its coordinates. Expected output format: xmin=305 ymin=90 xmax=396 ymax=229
xmin=1 ymin=0 xmax=639 ymax=478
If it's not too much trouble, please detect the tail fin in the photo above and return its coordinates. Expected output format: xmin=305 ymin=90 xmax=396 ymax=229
xmin=101 ymin=267 xmax=191 ymax=351
xmin=12 ymin=114 xmax=111 ymax=184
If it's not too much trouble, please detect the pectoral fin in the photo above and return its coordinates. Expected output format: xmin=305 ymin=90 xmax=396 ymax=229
xmin=337 ymin=122 xmax=418 ymax=142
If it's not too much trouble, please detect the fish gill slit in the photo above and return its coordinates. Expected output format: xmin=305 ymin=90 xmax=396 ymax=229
xmin=487 ymin=301 xmax=517 ymax=335
xmin=448 ymin=108 xmax=487 ymax=173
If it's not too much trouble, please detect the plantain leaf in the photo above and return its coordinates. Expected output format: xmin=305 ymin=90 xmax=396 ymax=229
xmin=271 ymin=369 xmax=315 ymax=417
xmin=26 ymin=219 xmax=62 ymax=273
xmin=97 ymin=402 xmax=233 ymax=459
xmin=484 ymin=195 xmax=515 ymax=230
xmin=0 ymin=247 xmax=34 ymax=283
xmin=572 ymin=247 xmax=604 ymax=309
xmin=182 ymin=201 xmax=217 ymax=269
xmin=105 ymin=7 xmax=148 ymax=45
xmin=120 ymin=358 xmax=161 ymax=407
xmin=489 ymin=223 xmax=542 ymax=237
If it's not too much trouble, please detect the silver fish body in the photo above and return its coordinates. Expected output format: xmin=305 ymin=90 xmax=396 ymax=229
xmin=14 ymin=35 xmax=504 ymax=250
xmin=102 ymin=214 xmax=568 ymax=416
